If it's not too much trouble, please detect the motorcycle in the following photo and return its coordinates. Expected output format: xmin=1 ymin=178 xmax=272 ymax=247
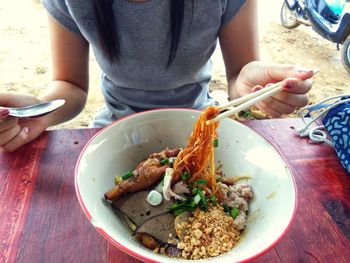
xmin=280 ymin=0 xmax=350 ymax=73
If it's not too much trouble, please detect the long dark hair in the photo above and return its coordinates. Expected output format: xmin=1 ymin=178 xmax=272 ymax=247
xmin=93 ymin=0 xmax=186 ymax=67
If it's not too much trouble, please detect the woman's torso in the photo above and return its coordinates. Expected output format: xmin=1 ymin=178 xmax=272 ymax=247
xmin=43 ymin=0 xmax=246 ymax=126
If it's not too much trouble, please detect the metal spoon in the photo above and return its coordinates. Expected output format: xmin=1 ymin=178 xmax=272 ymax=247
xmin=6 ymin=99 xmax=65 ymax=118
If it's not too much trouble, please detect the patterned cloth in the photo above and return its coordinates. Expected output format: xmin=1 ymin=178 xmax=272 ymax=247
xmin=323 ymin=96 xmax=350 ymax=174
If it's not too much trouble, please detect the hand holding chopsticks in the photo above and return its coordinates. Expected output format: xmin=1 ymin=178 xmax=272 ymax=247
xmin=206 ymin=69 xmax=319 ymax=125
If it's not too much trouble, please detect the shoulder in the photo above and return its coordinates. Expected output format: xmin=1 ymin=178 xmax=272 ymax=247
xmin=220 ymin=0 xmax=248 ymax=26
xmin=43 ymin=0 xmax=94 ymax=35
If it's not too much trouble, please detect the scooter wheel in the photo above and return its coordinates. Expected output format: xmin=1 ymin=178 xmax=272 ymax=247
xmin=341 ymin=35 xmax=350 ymax=74
xmin=280 ymin=2 xmax=300 ymax=29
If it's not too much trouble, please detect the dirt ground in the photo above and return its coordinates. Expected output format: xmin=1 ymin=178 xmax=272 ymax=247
xmin=0 ymin=0 xmax=349 ymax=128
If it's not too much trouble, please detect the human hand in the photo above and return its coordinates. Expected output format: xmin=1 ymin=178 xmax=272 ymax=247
xmin=0 ymin=93 xmax=49 ymax=152
xmin=231 ymin=61 xmax=315 ymax=118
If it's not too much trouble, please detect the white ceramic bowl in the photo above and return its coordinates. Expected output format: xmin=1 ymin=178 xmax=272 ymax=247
xmin=75 ymin=109 xmax=297 ymax=263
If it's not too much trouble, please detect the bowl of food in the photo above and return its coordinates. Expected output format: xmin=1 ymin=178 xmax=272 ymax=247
xmin=75 ymin=108 xmax=296 ymax=262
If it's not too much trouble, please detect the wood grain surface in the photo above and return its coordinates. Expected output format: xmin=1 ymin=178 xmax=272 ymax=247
xmin=0 ymin=119 xmax=349 ymax=263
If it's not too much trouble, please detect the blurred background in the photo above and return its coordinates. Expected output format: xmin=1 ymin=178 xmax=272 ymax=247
xmin=0 ymin=0 xmax=349 ymax=128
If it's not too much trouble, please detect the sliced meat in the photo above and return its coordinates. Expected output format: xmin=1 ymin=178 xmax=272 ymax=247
xmin=134 ymin=213 xmax=177 ymax=245
xmin=172 ymin=181 xmax=190 ymax=195
xmin=112 ymin=190 xmax=175 ymax=227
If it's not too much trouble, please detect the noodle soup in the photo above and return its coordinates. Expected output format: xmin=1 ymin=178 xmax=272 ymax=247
xmin=103 ymin=107 xmax=253 ymax=259
xmin=75 ymin=109 xmax=296 ymax=263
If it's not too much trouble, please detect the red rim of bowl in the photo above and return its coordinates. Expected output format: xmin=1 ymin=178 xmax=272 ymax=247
xmin=74 ymin=108 xmax=298 ymax=263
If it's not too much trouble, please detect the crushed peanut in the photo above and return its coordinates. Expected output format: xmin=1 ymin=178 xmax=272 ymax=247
xmin=176 ymin=205 xmax=241 ymax=259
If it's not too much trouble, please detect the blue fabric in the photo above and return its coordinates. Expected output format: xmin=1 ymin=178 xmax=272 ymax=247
xmin=323 ymin=96 xmax=350 ymax=174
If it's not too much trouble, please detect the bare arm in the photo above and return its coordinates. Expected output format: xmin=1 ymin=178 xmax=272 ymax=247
xmin=0 ymin=15 xmax=90 ymax=152
xmin=40 ymin=14 xmax=90 ymax=127
xmin=218 ymin=0 xmax=313 ymax=118
xmin=218 ymin=0 xmax=259 ymax=100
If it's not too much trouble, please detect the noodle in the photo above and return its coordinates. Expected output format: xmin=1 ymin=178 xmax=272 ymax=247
xmin=173 ymin=106 xmax=220 ymax=193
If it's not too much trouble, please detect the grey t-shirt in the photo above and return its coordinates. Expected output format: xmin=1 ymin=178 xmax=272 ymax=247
xmin=43 ymin=0 xmax=247 ymax=127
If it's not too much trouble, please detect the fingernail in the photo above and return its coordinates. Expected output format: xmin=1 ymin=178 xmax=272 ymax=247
xmin=253 ymin=87 xmax=262 ymax=92
xmin=252 ymin=85 xmax=263 ymax=92
xmin=0 ymin=108 xmax=9 ymax=117
xmin=296 ymin=68 xmax=314 ymax=73
xmin=312 ymin=68 xmax=320 ymax=74
xmin=23 ymin=127 xmax=30 ymax=134
xmin=284 ymin=81 xmax=293 ymax=89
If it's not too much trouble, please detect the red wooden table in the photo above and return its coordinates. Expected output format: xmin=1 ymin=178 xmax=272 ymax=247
xmin=1 ymin=118 xmax=349 ymax=263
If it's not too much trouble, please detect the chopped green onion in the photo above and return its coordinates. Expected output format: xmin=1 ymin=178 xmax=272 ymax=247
xmin=191 ymin=187 xmax=198 ymax=195
xmin=194 ymin=194 xmax=201 ymax=204
xmin=209 ymin=195 xmax=217 ymax=203
xmin=223 ymin=204 xmax=230 ymax=214
xmin=160 ymin=159 xmax=169 ymax=165
xmin=121 ymin=171 xmax=133 ymax=180
xmin=199 ymin=203 xmax=208 ymax=211
xmin=195 ymin=179 xmax=208 ymax=185
xmin=216 ymin=177 xmax=222 ymax=182
xmin=168 ymin=199 xmax=196 ymax=214
xmin=213 ymin=138 xmax=219 ymax=147
xmin=114 ymin=176 xmax=122 ymax=185
xmin=230 ymin=207 xmax=240 ymax=218
xmin=197 ymin=188 xmax=208 ymax=210
xmin=181 ymin=171 xmax=190 ymax=181
xmin=168 ymin=188 xmax=212 ymax=214
xmin=168 ymin=203 xmax=182 ymax=212
xmin=241 ymin=110 xmax=252 ymax=118
xmin=189 ymin=199 xmax=196 ymax=208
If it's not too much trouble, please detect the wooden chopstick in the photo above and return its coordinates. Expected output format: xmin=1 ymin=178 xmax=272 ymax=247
xmin=206 ymin=82 xmax=283 ymax=125
xmin=206 ymin=69 xmax=320 ymax=125
xmin=216 ymin=68 xmax=319 ymax=112
xmin=217 ymin=81 xmax=283 ymax=111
